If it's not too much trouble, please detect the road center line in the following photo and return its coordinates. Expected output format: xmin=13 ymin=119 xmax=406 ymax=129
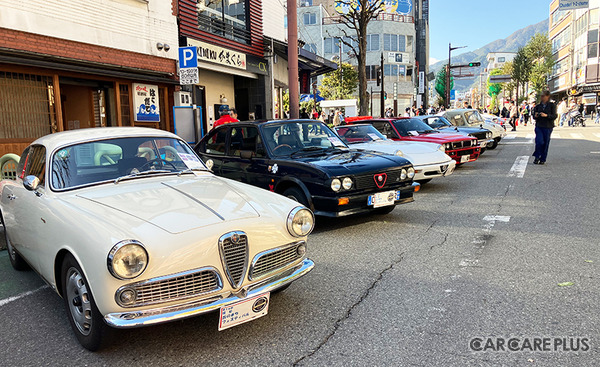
xmin=508 ymin=156 xmax=529 ymax=178
xmin=0 ymin=285 xmax=49 ymax=307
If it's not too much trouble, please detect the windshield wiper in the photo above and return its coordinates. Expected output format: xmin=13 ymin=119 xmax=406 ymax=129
xmin=177 ymin=167 xmax=208 ymax=176
xmin=114 ymin=169 xmax=173 ymax=184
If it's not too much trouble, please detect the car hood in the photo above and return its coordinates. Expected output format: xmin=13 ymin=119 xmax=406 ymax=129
xmin=293 ymin=149 xmax=410 ymax=176
xmin=74 ymin=175 xmax=259 ymax=234
xmin=438 ymin=127 xmax=488 ymax=135
xmin=350 ymin=141 xmax=450 ymax=166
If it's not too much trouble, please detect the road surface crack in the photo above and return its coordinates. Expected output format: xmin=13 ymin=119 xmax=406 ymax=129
xmin=428 ymin=233 xmax=449 ymax=254
xmin=292 ymin=252 xmax=406 ymax=366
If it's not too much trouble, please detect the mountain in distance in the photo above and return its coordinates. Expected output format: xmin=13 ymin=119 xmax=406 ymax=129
xmin=430 ymin=18 xmax=550 ymax=93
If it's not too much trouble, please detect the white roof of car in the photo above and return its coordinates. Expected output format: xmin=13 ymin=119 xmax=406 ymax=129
xmin=32 ymin=127 xmax=180 ymax=151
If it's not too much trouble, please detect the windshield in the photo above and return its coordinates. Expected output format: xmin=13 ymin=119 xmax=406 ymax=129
xmin=391 ymin=119 xmax=437 ymax=137
xmin=262 ymin=121 xmax=347 ymax=157
xmin=334 ymin=125 xmax=386 ymax=144
xmin=465 ymin=110 xmax=485 ymax=124
xmin=422 ymin=116 xmax=452 ymax=129
xmin=51 ymin=136 xmax=204 ymax=190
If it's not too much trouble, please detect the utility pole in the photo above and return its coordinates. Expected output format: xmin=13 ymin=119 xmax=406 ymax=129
xmin=446 ymin=43 xmax=467 ymax=109
xmin=287 ymin=0 xmax=299 ymax=119
xmin=380 ymin=52 xmax=385 ymax=117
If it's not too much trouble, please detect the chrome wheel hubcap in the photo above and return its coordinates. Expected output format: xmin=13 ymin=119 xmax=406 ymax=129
xmin=65 ymin=267 xmax=92 ymax=336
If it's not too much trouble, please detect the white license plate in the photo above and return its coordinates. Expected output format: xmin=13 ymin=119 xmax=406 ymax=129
xmin=460 ymin=155 xmax=470 ymax=163
xmin=219 ymin=293 xmax=270 ymax=331
xmin=368 ymin=190 xmax=397 ymax=208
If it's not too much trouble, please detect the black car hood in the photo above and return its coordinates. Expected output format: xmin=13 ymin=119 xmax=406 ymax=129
xmin=290 ymin=150 xmax=411 ymax=177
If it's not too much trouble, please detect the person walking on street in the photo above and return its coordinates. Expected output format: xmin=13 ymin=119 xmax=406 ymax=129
xmin=521 ymin=102 xmax=530 ymax=127
xmin=557 ymin=97 xmax=567 ymax=127
xmin=595 ymin=102 xmax=600 ymax=124
xmin=509 ymin=101 xmax=518 ymax=131
xmin=332 ymin=110 xmax=342 ymax=127
xmin=532 ymin=91 xmax=557 ymax=165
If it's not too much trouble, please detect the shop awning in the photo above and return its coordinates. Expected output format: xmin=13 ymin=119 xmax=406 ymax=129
xmin=264 ymin=37 xmax=337 ymax=77
xmin=0 ymin=47 xmax=178 ymax=85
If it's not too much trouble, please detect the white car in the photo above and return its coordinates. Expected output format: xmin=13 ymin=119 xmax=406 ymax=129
xmin=334 ymin=124 xmax=456 ymax=183
xmin=442 ymin=109 xmax=507 ymax=147
xmin=1 ymin=127 xmax=315 ymax=350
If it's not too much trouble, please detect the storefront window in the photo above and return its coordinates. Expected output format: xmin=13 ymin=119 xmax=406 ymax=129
xmin=198 ymin=0 xmax=250 ymax=44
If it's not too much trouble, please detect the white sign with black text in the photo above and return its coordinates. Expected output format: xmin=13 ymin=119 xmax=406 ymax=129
xmin=558 ymin=0 xmax=589 ymax=10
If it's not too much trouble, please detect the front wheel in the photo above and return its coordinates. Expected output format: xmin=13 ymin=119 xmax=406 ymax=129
xmin=62 ymin=254 xmax=107 ymax=351
xmin=487 ymin=140 xmax=498 ymax=150
xmin=282 ymin=187 xmax=310 ymax=207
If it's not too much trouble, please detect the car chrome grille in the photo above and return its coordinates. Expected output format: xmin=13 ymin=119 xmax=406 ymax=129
xmin=354 ymin=169 xmax=405 ymax=190
xmin=250 ymin=242 xmax=304 ymax=280
xmin=219 ymin=231 xmax=248 ymax=289
xmin=116 ymin=268 xmax=221 ymax=307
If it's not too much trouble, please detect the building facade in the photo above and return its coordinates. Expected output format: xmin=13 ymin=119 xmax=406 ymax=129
xmin=0 ymin=0 xmax=179 ymax=156
xmin=486 ymin=52 xmax=517 ymax=71
xmin=297 ymin=0 xmax=429 ymax=115
xmin=549 ymin=0 xmax=600 ymax=108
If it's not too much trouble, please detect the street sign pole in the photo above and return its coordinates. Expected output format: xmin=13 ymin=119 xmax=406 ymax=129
xmin=380 ymin=53 xmax=385 ymax=117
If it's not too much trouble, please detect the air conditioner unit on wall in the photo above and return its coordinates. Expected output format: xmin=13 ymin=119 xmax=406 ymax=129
xmin=174 ymin=91 xmax=192 ymax=107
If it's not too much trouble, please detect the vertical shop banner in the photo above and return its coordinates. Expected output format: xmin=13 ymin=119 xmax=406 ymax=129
xmin=133 ymin=83 xmax=160 ymax=122
xmin=418 ymin=71 xmax=425 ymax=94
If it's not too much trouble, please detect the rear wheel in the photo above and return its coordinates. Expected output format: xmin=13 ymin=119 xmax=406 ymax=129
xmin=61 ymin=254 xmax=107 ymax=351
xmin=487 ymin=140 xmax=498 ymax=150
xmin=282 ymin=187 xmax=310 ymax=207
xmin=1 ymin=213 xmax=28 ymax=271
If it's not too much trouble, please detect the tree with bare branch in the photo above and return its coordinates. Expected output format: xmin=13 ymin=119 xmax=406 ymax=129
xmin=333 ymin=0 xmax=384 ymax=115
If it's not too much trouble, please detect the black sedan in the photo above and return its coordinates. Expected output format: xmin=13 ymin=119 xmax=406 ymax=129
xmin=415 ymin=115 xmax=495 ymax=151
xmin=195 ymin=120 xmax=419 ymax=217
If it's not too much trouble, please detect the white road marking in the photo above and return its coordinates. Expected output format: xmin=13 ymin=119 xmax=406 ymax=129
xmin=508 ymin=156 xmax=529 ymax=178
xmin=591 ymin=152 xmax=600 ymax=154
xmin=0 ymin=286 xmax=49 ymax=307
xmin=504 ymin=134 xmax=516 ymax=140
xmin=459 ymin=216 xmax=511 ymax=269
xmin=553 ymin=133 xmax=562 ymax=139
xmin=593 ymin=133 xmax=600 ymax=139
xmin=570 ymin=133 xmax=585 ymax=139
xmin=483 ymin=215 xmax=511 ymax=223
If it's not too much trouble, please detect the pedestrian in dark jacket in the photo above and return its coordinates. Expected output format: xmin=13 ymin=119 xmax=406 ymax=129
xmin=531 ymin=91 xmax=557 ymax=165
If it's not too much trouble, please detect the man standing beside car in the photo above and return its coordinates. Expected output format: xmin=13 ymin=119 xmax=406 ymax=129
xmin=532 ymin=91 xmax=557 ymax=165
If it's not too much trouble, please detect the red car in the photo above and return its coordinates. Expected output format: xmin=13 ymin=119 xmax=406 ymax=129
xmin=358 ymin=118 xmax=481 ymax=164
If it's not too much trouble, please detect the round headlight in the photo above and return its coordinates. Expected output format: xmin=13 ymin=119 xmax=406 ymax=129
xmin=445 ymin=143 xmax=452 ymax=151
xmin=108 ymin=241 xmax=148 ymax=280
xmin=331 ymin=178 xmax=341 ymax=192
xmin=438 ymin=144 xmax=445 ymax=152
xmin=394 ymin=150 xmax=404 ymax=157
xmin=297 ymin=243 xmax=307 ymax=256
xmin=487 ymin=132 xmax=492 ymax=138
xmin=401 ymin=169 xmax=407 ymax=180
xmin=407 ymin=167 xmax=415 ymax=179
xmin=118 ymin=288 xmax=136 ymax=305
xmin=342 ymin=177 xmax=353 ymax=190
xmin=287 ymin=207 xmax=315 ymax=237
xmin=473 ymin=140 xmax=478 ymax=146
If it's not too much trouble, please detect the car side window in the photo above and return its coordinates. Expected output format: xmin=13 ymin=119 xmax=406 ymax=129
xmin=25 ymin=145 xmax=47 ymax=186
xmin=17 ymin=146 xmax=31 ymax=179
xmin=205 ymin=129 xmax=228 ymax=155
xmin=228 ymin=127 xmax=266 ymax=158
xmin=382 ymin=123 xmax=399 ymax=138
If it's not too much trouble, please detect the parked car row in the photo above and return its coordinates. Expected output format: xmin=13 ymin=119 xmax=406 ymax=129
xmin=1 ymin=110 xmax=503 ymax=350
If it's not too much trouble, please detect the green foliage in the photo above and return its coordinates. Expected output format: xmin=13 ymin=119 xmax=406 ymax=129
xmin=524 ymin=33 xmax=554 ymax=93
xmin=434 ymin=65 xmax=454 ymax=104
xmin=320 ymin=62 xmax=359 ymax=101
xmin=487 ymin=69 xmax=503 ymax=97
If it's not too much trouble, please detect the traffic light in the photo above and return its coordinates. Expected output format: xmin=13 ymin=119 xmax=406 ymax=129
xmin=468 ymin=62 xmax=481 ymax=67
xmin=383 ymin=91 xmax=387 ymax=100
xmin=376 ymin=66 xmax=382 ymax=86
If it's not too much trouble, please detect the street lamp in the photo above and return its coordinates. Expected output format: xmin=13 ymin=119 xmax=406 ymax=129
xmin=446 ymin=43 xmax=467 ymax=109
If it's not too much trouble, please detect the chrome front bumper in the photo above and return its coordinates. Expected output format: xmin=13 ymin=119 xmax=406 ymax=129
xmin=413 ymin=160 xmax=456 ymax=181
xmin=104 ymin=258 xmax=315 ymax=328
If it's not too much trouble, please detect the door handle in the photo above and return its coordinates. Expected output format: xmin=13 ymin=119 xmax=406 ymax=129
xmin=7 ymin=194 xmax=16 ymax=201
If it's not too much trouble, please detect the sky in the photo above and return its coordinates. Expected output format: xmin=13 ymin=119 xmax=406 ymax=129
xmin=429 ymin=0 xmax=550 ymax=65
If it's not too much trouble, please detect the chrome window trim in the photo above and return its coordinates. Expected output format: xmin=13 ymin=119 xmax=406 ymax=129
xmin=115 ymin=266 xmax=223 ymax=308
xmin=249 ymin=241 xmax=306 ymax=281
xmin=107 ymin=240 xmax=148 ymax=280
xmin=218 ymin=231 xmax=249 ymax=289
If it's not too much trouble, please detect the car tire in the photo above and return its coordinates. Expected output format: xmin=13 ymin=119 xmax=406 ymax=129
xmin=487 ymin=140 xmax=498 ymax=150
xmin=1 ymin=213 xmax=29 ymax=271
xmin=373 ymin=206 xmax=396 ymax=215
xmin=61 ymin=253 xmax=107 ymax=351
xmin=417 ymin=179 xmax=432 ymax=185
xmin=282 ymin=187 xmax=310 ymax=207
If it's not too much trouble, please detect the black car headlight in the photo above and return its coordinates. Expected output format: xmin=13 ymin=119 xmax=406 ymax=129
xmin=407 ymin=167 xmax=415 ymax=179
xmin=331 ymin=178 xmax=341 ymax=192
xmin=287 ymin=207 xmax=315 ymax=237
xmin=342 ymin=177 xmax=353 ymax=190
xmin=108 ymin=240 xmax=148 ymax=280
xmin=401 ymin=169 xmax=407 ymax=180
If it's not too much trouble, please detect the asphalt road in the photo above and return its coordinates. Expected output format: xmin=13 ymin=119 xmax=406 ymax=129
xmin=1 ymin=124 xmax=600 ymax=366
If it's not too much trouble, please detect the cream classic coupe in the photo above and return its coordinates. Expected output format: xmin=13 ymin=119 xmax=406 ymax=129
xmin=1 ymin=127 xmax=315 ymax=351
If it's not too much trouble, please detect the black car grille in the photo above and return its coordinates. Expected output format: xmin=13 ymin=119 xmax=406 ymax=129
xmin=354 ymin=168 xmax=405 ymax=190
xmin=219 ymin=232 xmax=248 ymax=288
xmin=470 ymin=132 xmax=488 ymax=140
xmin=250 ymin=242 xmax=304 ymax=280
xmin=451 ymin=140 xmax=476 ymax=149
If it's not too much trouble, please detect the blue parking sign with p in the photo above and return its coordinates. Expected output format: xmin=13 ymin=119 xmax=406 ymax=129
xmin=179 ymin=47 xmax=198 ymax=69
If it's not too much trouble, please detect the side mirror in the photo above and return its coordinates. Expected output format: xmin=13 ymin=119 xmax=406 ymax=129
xmin=240 ymin=150 xmax=254 ymax=160
xmin=23 ymin=175 xmax=40 ymax=192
